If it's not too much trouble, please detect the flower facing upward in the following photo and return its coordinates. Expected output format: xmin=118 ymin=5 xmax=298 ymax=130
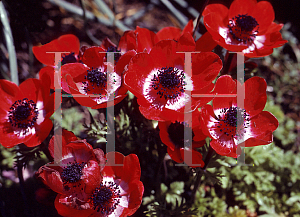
xmin=203 ymin=0 xmax=287 ymax=57
xmin=61 ymin=47 xmax=136 ymax=109
xmin=0 ymin=76 xmax=54 ymax=148
xmin=89 ymin=152 xmax=144 ymax=217
xmin=36 ymin=129 xmax=106 ymax=217
xmin=124 ymin=33 xmax=222 ymax=122
xmin=200 ymin=76 xmax=278 ymax=157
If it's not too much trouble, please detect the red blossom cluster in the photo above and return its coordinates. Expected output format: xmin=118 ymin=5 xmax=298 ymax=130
xmin=0 ymin=0 xmax=287 ymax=216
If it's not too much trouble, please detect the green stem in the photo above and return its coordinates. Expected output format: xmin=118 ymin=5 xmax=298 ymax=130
xmin=189 ymin=145 xmax=215 ymax=205
xmin=193 ymin=0 xmax=210 ymax=39
xmin=0 ymin=1 xmax=18 ymax=85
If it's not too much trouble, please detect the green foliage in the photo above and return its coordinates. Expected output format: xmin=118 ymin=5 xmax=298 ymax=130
xmin=61 ymin=107 xmax=84 ymax=135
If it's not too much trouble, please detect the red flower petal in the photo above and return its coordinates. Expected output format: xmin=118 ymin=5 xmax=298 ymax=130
xmin=203 ymin=3 xmax=228 ymax=18
xmin=210 ymin=137 xmax=235 ymax=157
xmin=182 ymin=20 xmax=194 ymax=35
xmin=228 ymin=0 xmax=256 ymax=19
xmin=195 ymin=32 xmax=218 ymax=52
xmin=23 ymin=118 xmax=53 ymax=147
xmin=247 ymin=111 xmax=278 ymax=146
xmin=118 ymin=31 xmax=137 ymax=52
xmin=48 ymin=129 xmax=78 ymax=159
xmin=65 ymin=74 xmax=98 ymax=108
xmin=176 ymin=33 xmax=196 ymax=52
xmin=36 ymin=166 xmax=65 ymax=195
xmin=39 ymin=66 xmax=55 ymax=89
xmin=61 ymin=63 xmax=89 ymax=94
xmin=212 ymin=75 xmax=237 ymax=113
xmin=0 ymin=79 xmax=20 ymax=110
xmin=82 ymin=160 xmax=102 ymax=194
xmin=167 ymin=147 xmax=204 ymax=168
xmin=82 ymin=47 xmax=106 ymax=68
xmin=156 ymin=27 xmax=182 ymax=41
xmin=54 ymin=194 xmax=94 ymax=217
xmin=249 ymin=1 xmax=274 ymax=33
xmin=104 ymin=152 xmax=141 ymax=184
xmin=33 ymin=34 xmax=80 ymax=66
xmin=158 ymin=121 xmax=176 ymax=151
xmin=135 ymin=26 xmax=157 ymax=53
xmin=125 ymin=180 xmax=144 ymax=215
xmin=244 ymin=76 xmax=267 ymax=116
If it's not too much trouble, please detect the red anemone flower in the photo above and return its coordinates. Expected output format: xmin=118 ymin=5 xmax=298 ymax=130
xmin=202 ymin=0 xmax=287 ymax=57
xmin=200 ymin=75 xmax=278 ymax=158
xmin=36 ymin=129 xmax=106 ymax=217
xmin=53 ymin=151 xmax=144 ymax=217
xmin=158 ymin=111 xmax=206 ymax=167
xmin=0 ymin=76 xmax=54 ymax=148
xmin=156 ymin=20 xmax=193 ymax=41
xmin=61 ymin=47 xmax=136 ymax=109
xmin=124 ymin=33 xmax=222 ymax=122
xmin=118 ymin=20 xmax=194 ymax=53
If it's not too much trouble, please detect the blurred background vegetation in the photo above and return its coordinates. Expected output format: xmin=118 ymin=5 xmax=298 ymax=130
xmin=0 ymin=0 xmax=300 ymax=216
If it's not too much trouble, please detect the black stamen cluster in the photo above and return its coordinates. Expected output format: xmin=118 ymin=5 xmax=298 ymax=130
xmin=90 ymin=181 xmax=121 ymax=214
xmin=168 ymin=121 xmax=194 ymax=149
xmin=8 ymin=98 xmax=39 ymax=129
xmin=82 ymin=68 xmax=108 ymax=93
xmin=151 ymin=67 xmax=186 ymax=100
xmin=61 ymin=161 xmax=85 ymax=184
xmin=228 ymin=14 xmax=259 ymax=43
xmin=217 ymin=106 xmax=250 ymax=138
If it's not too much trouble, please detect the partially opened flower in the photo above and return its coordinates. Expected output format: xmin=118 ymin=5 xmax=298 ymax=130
xmin=202 ymin=0 xmax=287 ymax=57
xmin=200 ymin=75 xmax=278 ymax=157
xmin=90 ymin=152 xmax=144 ymax=216
xmin=118 ymin=26 xmax=157 ymax=53
xmin=61 ymin=47 xmax=136 ymax=109
xmin=36 ymin=129 xmax=106 ymax=217
xmin=156 ymin=20 xmax=194 ymax=41
xmin=0 ymin=76 xmax=54 ymax=148
xmin=33 ymin=34 xmax=82 ymax=89
xmin=33 ymin=34 xmax=81 ymax=66
xmin=158 ymin=111 xmax=206 ymax=167
xmin=124 ymin=33 xmax=222 ymax=122
xmin=118 ymin=20 xmax=193 ymax=53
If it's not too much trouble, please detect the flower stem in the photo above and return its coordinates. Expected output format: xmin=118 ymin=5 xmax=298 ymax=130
xmin=15 ymin=144 xmax=33 ymax=216
xmin=16 ymin=158 xmax=31 ymax=216
xmin=193 ymin=0 xmax=210 ymax=39
xmin=189 ymin=145 xmax=215 ymax=205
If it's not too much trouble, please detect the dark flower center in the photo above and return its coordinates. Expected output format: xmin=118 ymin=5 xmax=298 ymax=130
xmin=61 ymin=52 xmax=77 ymax=65
xmin=228 ymin=14 xmax=259 ymax=43
xmin=82 ymin=68 xmax=107 ymax=93
xmin=90 ymin=181 xmax=121 ymax=214
xmin=8 ymin=98 xmax=39 ymax=129
xmin=106 ymin=46 xmax=121 ymax=63
xmin=61 ymin=161 xmax=85 ymax=184
xmin=216 ymin=106 xmax=250 ymax=138
xmin=168 ymin=121 xmax=194 ymax=149
xmin=151 ymin=67 xmax=186 ymax=100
